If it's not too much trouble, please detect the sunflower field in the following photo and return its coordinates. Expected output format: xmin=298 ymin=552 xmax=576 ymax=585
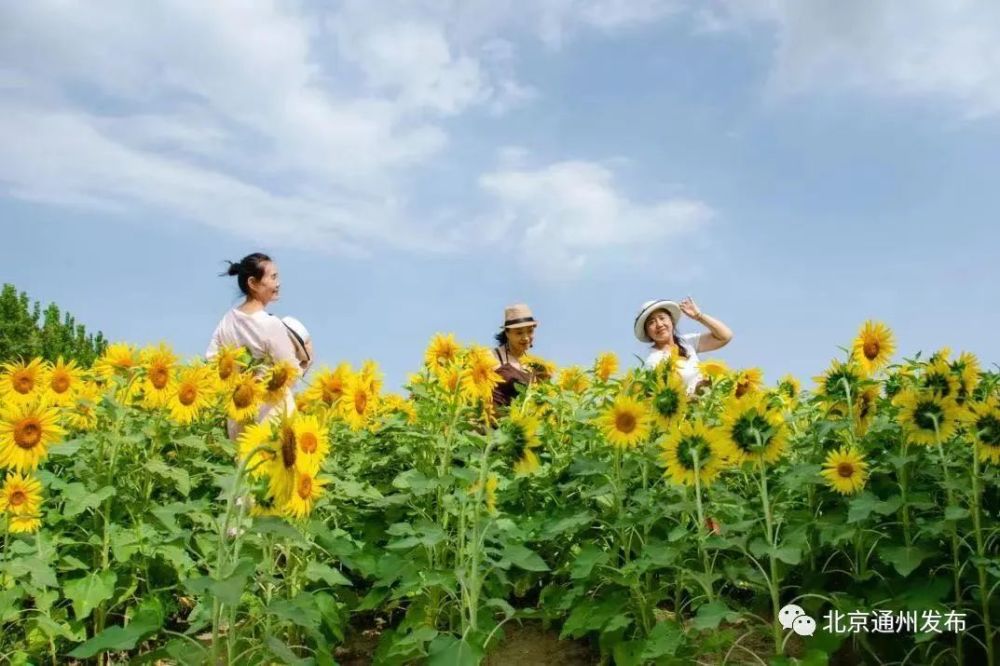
xmin=0 ymin=322 xmax=998 ymax=665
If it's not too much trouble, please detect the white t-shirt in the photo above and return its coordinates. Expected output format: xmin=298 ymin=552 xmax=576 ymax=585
xmin=643 ymin=332 xmax=703 ymax=394
xmin=206 ymin=308 xmax=299 ymax=436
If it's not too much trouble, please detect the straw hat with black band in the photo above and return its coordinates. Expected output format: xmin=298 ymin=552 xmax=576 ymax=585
xmin=633 ymin=299 xmax=681 ymax=343
xmin=501 ymin=303 xmax=538 ymax=330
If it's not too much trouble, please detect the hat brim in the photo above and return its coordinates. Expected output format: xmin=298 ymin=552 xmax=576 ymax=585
xmin=634 ymin=301 xmax=680 ymax=343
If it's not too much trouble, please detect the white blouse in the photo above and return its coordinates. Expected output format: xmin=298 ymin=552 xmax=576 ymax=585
xmin=643 ymin=332 xmax=704 ymax=394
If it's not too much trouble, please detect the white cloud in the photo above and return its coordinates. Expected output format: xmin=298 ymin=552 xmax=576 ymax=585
xmin=478 ymin=156 xmax=713 ymax=280
xmin=704 ymin=0 xmax=1000 ymax=117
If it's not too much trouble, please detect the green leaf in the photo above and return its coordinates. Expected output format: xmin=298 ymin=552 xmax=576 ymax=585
xmin=67 ymin=605 xmax=163 ymax=658
xmin=144 ymin=459 xmax=191 ymax=496
xmin=691 ymin=600 xmax=741 ymax=631
xmin=304 ymin=561 xmax=352 ymax=587
xmin=268 ymin=594 xmax=322 ymax=629
xmin=186 ymin=558 xmax=256 ymax=607
xmin=944 ymin=505 xmax=969 ymax=521
xmin=62 ymin=484 xmax=115 ymax=518
xmin=266 ymin=634 xmax=313 ymax=665
xmin=773 ymin=544 xmax=802 ymax=565
xmin=612 ymin=640 xmax=644 ymax=666
xmin=502 ymin=545 xmax=549 ymax=572
xmin=641 ymin=620 xmax=684 ymax=659
xmin=427 ymin=635 xmax=483 ymax=666
xmin=879 ymin=545 xmax=934 ymax=577
xmin=570 ymin=545 xmax=609 ymax=579
xmin=64 ymin=570 xmax=117 ymax=621
xmin=251 ymin=516 xmax=306 ymax=543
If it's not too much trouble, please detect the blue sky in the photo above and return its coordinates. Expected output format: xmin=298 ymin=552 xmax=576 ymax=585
xmin=2 ymin=1 xmax=998 ymax=389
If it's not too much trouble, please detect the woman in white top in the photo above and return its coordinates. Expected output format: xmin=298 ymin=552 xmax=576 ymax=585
xmin=207 ymin=252 xmax=299 ymax=437
xmin=634 ymin=297 xmax=733 ymax=394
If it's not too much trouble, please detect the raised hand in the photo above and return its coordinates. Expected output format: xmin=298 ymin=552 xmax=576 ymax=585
xmin=679 ymin=297 xmax=702 ymax=319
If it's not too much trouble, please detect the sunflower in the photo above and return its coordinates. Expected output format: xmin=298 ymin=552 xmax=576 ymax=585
xmin=813 ymin=359 xmax=863 ymax=403
xmin=358 ymin=360 xmax=384 ymax=396
xmin=93 ymin=343 xmax=139 ymax=383
xmin=659 ymin=420 xmax=727 ymax=487
xmin=649 ymin=372 xmax=688 ymax=431
xmin=950 ymin=351 xmax=980 ymax=405
xmin=594 ymin=352 xmax=619 ymax=382
xmin=300 ymin=363 xmax=353 ymax=411
xmin=854 ymin=386 xmax=880 ymax=435
xmin=821 ymin=447 xmax=868 ymax=495
xmin=266 ymin=418 xmax=301 ymax=503
xmin=263 ymin=360 xmax=300 ymax=406
xmin=598 ymin=395 xmax=652 ymax=450
xmin=0 ymin=472 xmax=43 ymax=534
xmin=380 ymin=394 xmax=417 ymax=424
xmin=64 ymin=381 xmax=101 ymax=431
xmin=140 ymin=344 xmax=178 ymax=409
xmin=168 ymin=366 xmax=214 ymax=425
xmin=43 ymin=358 xmax=85 ymax=406
xmin=719 ymin=395 xmax=788 ymax=465
xmin=966 ymin=398 xmax=1000 ymax=465
xmin=292 ymin=414 xmax=329 ymax=473
xmin=436 ymin=363 xmax=467 ymax=401
xmin=522 ymin=353 xmax=556 ymax=381
xmin=462 ymin=346 xmax=501 ymax=403
xmin=894 ymin=389 xmax=964 ymax=446
xmin=425 ymin=333 xmax=462 ymax=374
xmin=210 ymin=345 xmax=245 ymax=388
xmin=851 ymin=321 xmax=896 ymax=376
xmin=340 ymin=374 xmax=379 ymax=431
xmin=468 ymin=474 xmax=499 ymax=514
xmin=919 ymin=359 xmax=960 ymax=401
xmin=733 ymin=367 xmax=764 ymax=398
xmin=506 ymin=411 xmax=541 ymax=475
xmin=0 ymin=358 xmax=47 ymax=405
xmin=776 ymin=374 xmax=801 ymax=405
xmin=0 ymin=401 xmax=65 ymax=472
xmin=557 ymin=366 xmax=590 ymax=393
xmin=236 ymin=421 xmax=277 ymax=480
xmin=283 ymin=469 xmax=327 ymax=519
xmin=699 ymin=359 xmax=731 ymax=380
xmin=226 ymin=373 xmax=265 ymax=423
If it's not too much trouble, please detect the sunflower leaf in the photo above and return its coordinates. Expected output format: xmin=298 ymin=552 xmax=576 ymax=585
xmin=879 ymin=545 xmax=934 ymax=577
xmin=502 ymin=545 xmax=549 ymax=572
xmin=64 ymin=570 xmax=117 ymax=621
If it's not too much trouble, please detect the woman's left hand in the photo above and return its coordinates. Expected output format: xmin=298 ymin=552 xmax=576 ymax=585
xmin=679 ymin=297 xmax=702 ymax=319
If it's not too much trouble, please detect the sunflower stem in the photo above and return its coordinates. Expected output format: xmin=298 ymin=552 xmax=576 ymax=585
xmin=933 ymin=417 xmax=964 ymax=665
xmin=971 ymin=450 xmax=996 ymax=666
xmin=898 ymin=438 xmax=913 ymax=548
xmin=691 ymin=447 xmax=714 ymax=602
xmin=758 ymin=460 xmax=783 ymax=656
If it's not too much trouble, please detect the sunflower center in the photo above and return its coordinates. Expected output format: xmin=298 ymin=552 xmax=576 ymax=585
xmin=354 ymin=390 xmax=368 ymax=414
xmin=14 ymin=418 xmax=42 ymax=450
xmin=9 ymin=489 xmax=27 ymax=507
xmin=51 ymin=374 xmax=71 ymax=394
xmin=863 ymin=339 xmax=880 ymax=360
xmin=837 ymin=462 xmax=855 ymax=478
xmin=678 ymin=437 xmax=705 ymax=471
xmin=300 ymin=432 xmax=318 ymax=454
xmin=218 ymin=357 xmax=235 ymax=381
xmin=734 ymin=382 xmax=751 ymax=398
xmin=615 ymin=411 xmax=637 ymax=434
xmin=923 ymin=374 xmax=952 ymax=397
xmin=232 ymin=383 xmax=255 ymax=409
xmin=281 ymin=425 xmax=297 ymax=469
xmin=267 ymin=368 xmax=290 ymax=392
xmin=733 ymin=413 xmax=770 ymax=451
xmin=179 ymin=384 xmax=198 ymax=406
xmin=321 ymin=381 xmax=343 ymax=404
xmin=150 ymin=366 xmax=169 ymax=390
xmin=297 ymin=474 xmax=313 ymax=499
xmin=13 ymin=373 xmax=34 ymax=394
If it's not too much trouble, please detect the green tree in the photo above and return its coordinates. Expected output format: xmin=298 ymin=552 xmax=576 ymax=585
xmin=0 ymin=283 xmax=107 ymax=366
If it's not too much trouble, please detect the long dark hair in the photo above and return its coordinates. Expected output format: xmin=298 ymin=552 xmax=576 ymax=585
xmin=221 ymin=252 xmax=271 ymax=296
xmin=494 ymin=330 xmax=508 ymax=346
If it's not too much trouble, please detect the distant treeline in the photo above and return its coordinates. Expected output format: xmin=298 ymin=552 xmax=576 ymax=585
xmin=0 ymin=283 xmax=107 ymax=366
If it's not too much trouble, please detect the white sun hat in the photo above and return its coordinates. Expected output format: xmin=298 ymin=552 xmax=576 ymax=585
xmin=281 ymin=315 xmax=312 ymax=366
xmin=633 ymin=299 xmax=681 ymax=343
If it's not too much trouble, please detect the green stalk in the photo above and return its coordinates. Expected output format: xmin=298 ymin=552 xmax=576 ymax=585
xmin=691 ymin=447 xmax=714 ymax=602
xmin=934 ymin=419 xmax=964 ymax=665
xmin=971 ymin=451 xmax=996 ymax=666
xmin=758 ymin=461 xmax=783 ymax=655
xmin=898 ymin=438 xmax=913 ymax=548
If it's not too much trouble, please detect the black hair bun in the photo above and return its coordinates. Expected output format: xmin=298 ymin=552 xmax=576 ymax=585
xmin=226 ymin=261 xmax=241 ymax=276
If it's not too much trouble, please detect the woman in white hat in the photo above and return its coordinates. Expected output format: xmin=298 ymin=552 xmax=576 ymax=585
xmin=634 ymin=297 xmax=733 ymax=394
xmin=491 ymin=303 xmax=545 ymax=407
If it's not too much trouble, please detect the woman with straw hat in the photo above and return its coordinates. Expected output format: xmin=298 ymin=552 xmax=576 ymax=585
xmin=491 ymin=303 xmax=546 ymax=407
xmin=633 ymin=297 xmax=733 ymax=394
